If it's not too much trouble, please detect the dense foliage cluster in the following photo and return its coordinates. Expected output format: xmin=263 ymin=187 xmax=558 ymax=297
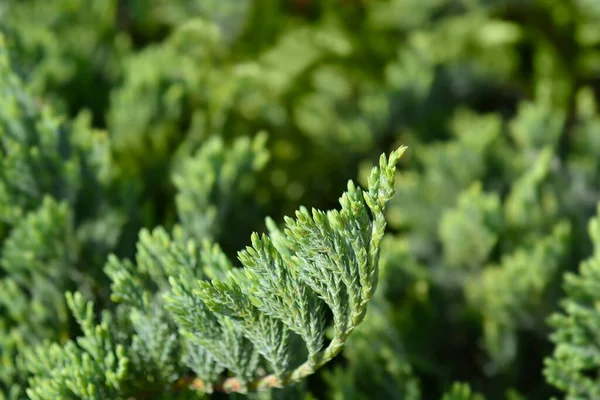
xmin=2 ymin=1 xmax=600 ymax=399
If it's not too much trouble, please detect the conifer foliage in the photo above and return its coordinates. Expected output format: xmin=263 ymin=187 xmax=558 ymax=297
xmin=3 ymin=0 xmax=600 ymax=399
xmin=545 ymin=204 xmax=600 ymax=399
xmin=111 ymin=147 xmax=402 ymax=395
xmin=20 ymin=126 xmax=404 ymax=397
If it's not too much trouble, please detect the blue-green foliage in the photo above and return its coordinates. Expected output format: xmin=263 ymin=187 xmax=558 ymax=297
xmin=2 ymin=0 xmax=600 ymax=399
xmin=0 ymin=37 xmax=125 ymax=399
xmin=24 ymin=292 xmax=129 ymax=400
xmin=21 ymin=146 xmax=401 ymax=398
xmin=545 ymin=205 xmax=600 ymax=399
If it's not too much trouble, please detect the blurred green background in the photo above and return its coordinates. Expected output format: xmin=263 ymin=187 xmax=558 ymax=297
xmin=2 ymin=0 xmax=600 ymax=398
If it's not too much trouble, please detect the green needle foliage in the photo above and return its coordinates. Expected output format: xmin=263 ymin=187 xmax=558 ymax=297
xmin=545 ymin=204 xmax=600 ymax=399
xmin=3 ymin=0 xmax=600 ymax=399
xmin=17 ymin=141 xmax=403 ymax=398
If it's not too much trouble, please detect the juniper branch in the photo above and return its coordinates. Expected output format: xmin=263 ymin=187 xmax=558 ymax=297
xmin=173 ymin=146 xmax=406 ymax=394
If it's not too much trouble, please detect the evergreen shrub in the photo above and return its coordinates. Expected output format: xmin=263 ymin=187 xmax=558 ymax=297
xmin=2 ymin=1 xmax=600 ymax=399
